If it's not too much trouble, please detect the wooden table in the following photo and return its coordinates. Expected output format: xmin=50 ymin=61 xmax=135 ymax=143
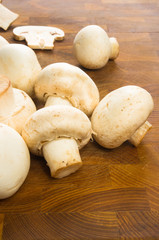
xmin=0 ymin=0 xmax=159 ymax=239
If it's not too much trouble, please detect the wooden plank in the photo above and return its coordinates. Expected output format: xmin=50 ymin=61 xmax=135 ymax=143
xmin=2 ymin=212 xmax=119 ymax=240
xmin=0 ymin=214 xmax=4 ymax=240
xmin=0 ymin=0 xmax=159 ymax=239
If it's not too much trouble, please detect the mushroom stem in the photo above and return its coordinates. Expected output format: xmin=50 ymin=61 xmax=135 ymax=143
xmin=45 ymin=95 xmax=72 ymax=107
xmin=43 ymin=138 xmax=82 ymax=178
xmin=129 ymin=121 xmax=152 ymax=147
xmin=109 ymin=37 xmax=119 ymax=60
xmin=0 ymin=77 xmax=15 ymax=122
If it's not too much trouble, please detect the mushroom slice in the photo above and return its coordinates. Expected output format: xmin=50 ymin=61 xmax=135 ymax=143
xmin=34 ymin=62 xmax=99 ymax=116
xmin=0 ymin=35 xmax=9 ymax=48
xmin=91 ymin=85 xmax=154 ymax=148
xmin=0 ymin=123 xmax=30 ymax=199
xmin=13 ymin=25 xmax=65 ymax=50
xmin=0 ymin=4 xmax=19 ymax=30
xmin=22 ymin=105 xmax=92 ymax=178
xmin=0 ymin=76 xmax=36 ymax=134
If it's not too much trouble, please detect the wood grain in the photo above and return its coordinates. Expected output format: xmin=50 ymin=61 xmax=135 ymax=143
xmin=1 ymin=0 xmax=159 ymax=239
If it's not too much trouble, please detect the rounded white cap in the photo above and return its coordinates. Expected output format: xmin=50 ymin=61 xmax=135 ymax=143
xmin=91 ymin=85 xmax=154 ymax=148
xmin=0 ymin=123 xmax=30 ymax=199
xmin=22 ymin=105 xmax=92 ymax=156
xmin=0 ymin=44 xmax=41 ymax=96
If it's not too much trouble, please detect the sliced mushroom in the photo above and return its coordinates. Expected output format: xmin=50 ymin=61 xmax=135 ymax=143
xmin=91 ymin=85 xmax=154 ymax=148
xmin=0 ymin=123 xmax=30 ymax=199
xmin=34 ymin=62 xmax=99 ymax=116
xmin=73 ymin=25 xmax=119 ymax=69
xmin=22 ymin=105 xmax=92 ymax=178
xmin=0 ymin=44 xmax=41 ymax=96
xmin=13 ymin=25 xmax=65 ymax=50
xmin=0 ymin=35 xmax=9 ymax=48
xmin=0 ymin=3 xmax=19 ymax=30
xmin=0 ymin=76 xmax=36 ymax=134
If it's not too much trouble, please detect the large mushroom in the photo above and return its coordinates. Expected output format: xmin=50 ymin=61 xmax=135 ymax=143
xmin=0 ymin=123 xmax=30 ymax=199
xmin=73 ymin=25 xmax=119 ymax=69
xmin=0 ymin=76 xmax=36 ymax=134
xmin=13 ymin=25 xmax=65 ymax=50
xmin=0 ymin=44 xmax=41 ymax=96
xmin=22 ymin=105 xmax=92 ymax=178
xmin=34 ymin=62 xmax=99 ymax=116
xmin=91 ymin=85 xmax=154 ymax=148
xmin=0 ymin=3 xmax=19 ymax=30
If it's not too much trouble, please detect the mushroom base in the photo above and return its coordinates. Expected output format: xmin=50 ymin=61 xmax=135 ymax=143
xmin=43 ymin=138 xmax=82 ymax=178
xmin=129 ymin=121 xmax=152 ymax=147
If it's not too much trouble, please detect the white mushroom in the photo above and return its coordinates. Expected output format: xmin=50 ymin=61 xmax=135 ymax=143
xmin=22 ymin=105 xmax=92 ymax=178
xmin=0 ymin=44 xmax=41 ymax=96
xmin=0 ymin=76 xmax=36 ymax=134
xmin=0 ymin=3 xmax=19 ymax=30
xmin=0 ymin=123 xmax=30 ymax=199
xmin=91 ymin=85 xmax=154 ymax=148
xmin=73 ymin=25 xmax=119 ymax=69
xmin=13 ymin=25 xmax=65 ymax=50
xmin=34 ymin=62 xmax=99 ymax=116
xmin=0 ymin=35 xmax=9 ymax=48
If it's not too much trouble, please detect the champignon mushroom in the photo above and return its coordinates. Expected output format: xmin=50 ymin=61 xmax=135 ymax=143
xmin=0 ymin=3 xmax=19 ymax=30
xmin=91 ymin=85 xmax=154 ymax=148
xmin=13 ymin=25 xmax=65 ymax=50
xmin=0 ymin=35 xmax=9 ymax=48
xmin=34 ymin=62 xmax=99 ymax=116
xmin=73 ymin=25 xmax=119 ymax=69
xmin=0 ymin=123 xmax=30 ymax=199
xmin=22 ymin=105 xmax=92 ymax=178
xmin=0 ymin=76 xmax=36 ymax=134
xmin=0 ymin=44 xmax=41 ymax=96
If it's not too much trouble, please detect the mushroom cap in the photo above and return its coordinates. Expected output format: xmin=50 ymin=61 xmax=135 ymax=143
xmin=73 ymin=25 xmax=111 ymax=69
xmin=7 ymin=88 xmax=36 ymax=134
xmin=0 ymin=76 xmax=36 ymax=134
xmin=0 ymin=35 xmax=9 ymax=48
xmin=0 ymin=123 xmax=30 ymax=199
xmin=91 ymin=85 xmax=154 ymax=148
xmin=0 ymin=43 xmax=41 ymax=96
xmin=22 ymin=105 xmax=92 ymax=156
xmin=34 ymin=62 xmax=99 ymax=116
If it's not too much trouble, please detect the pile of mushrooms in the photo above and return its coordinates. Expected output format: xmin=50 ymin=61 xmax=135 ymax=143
xmin=21 ymin=62 xmax=99 ymax=178
xmin=0 ymin=22 xmax=155 ymax=199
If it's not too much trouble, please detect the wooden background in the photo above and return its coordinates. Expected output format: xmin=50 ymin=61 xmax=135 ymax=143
xmin=1 ymin=0 xmax=159 ymax=239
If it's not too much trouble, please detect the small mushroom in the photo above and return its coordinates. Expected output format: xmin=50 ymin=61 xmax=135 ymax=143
xmin=0 ymin=123 xmax=30 ymax=199
xmin=22 ymin=105 xmax=92 ymax=178
xmin=0 ymin=35 xmax=9 ymax=48
xmin=0 ymin=3 xmax=19 ymax=30
xmin=91 ymin=85 xmax=154 ymax=148
xmin=73 ymin=25 xmax=119 ymax=69
xmin=0 ymin=44 xmax=41 ymax=96
xmin=13 ymin=25 xmax=65 ymax=50
xmin=34 ymin=62 xmax=99 ymax=116
xmin=0 ymin=76 xmax=36 ymax=134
